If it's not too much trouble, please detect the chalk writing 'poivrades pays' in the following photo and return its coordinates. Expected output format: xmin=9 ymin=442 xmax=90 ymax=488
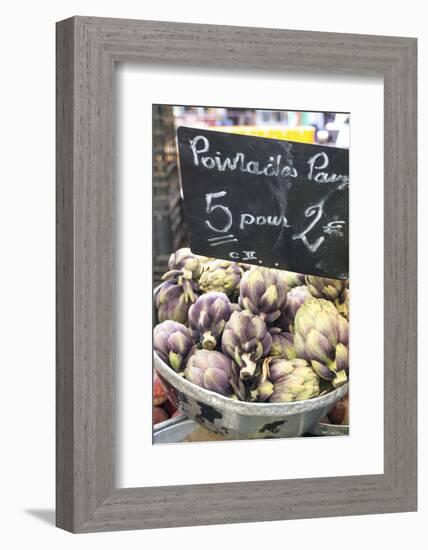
xmin=191 ymin=135 xmax=349 ymax=185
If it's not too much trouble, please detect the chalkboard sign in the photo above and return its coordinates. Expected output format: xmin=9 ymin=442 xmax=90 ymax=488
xmin=177 ymin=126 xmax=349 ymax=279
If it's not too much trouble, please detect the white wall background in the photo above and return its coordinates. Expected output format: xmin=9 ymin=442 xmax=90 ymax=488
xmin=0 ymin=0 xmax=424 ymax=547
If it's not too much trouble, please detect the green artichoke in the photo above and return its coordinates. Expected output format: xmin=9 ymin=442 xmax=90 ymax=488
xmin=156 ymin=277 xmax=198 ymax=324
xmin=198 ymin=259 xmax=243 ymax=297
xmin=305 ymin=275 xmax=348 ymax=303
xmin=239 ymin=267 xmax=288 ymax=323
xmin=283 ymin=271 xmax=306 ymax=289
xmin=222 ymin=310 xmax=272 ymax=380
xmin=258 ymin=357 xmax=320 ymax=403
xmin=184 ymin=349 xmax=233 ymax=396
xmin=154 ymin=320 xmax=195 ymax=371
xmin=188 ymin=291 xmax=232 ymax=350
xmin=293 ymin=298 xmax=349 ymax=388
xmin=336 ymin=288 xmax=349 ymax=321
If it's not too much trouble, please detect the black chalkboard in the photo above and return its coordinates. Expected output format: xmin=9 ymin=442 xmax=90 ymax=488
xmin=177 ymin=126 xmax=349 ymax=279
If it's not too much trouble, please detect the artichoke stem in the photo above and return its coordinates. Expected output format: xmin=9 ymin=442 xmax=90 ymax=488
xmin=230 ymin=377 xmax=246 ymax=401
xmin=332 ymin=369 xmax=348 ymax=388
xmin=201 ymin=332 xmax=217 ymax=350
xmin=183 ymin=279 xmax=196 ymax=303
xmin=240 ymin=353 xmax=257 ymax=380
xmin=182 ymin=268 xmax=192 ymax=280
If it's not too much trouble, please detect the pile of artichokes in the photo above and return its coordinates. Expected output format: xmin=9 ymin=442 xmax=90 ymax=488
xmin=154 ymin=248 xmax=349 ymax=404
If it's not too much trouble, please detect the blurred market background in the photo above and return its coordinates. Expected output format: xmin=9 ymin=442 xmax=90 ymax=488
xmin=153 ymin=105 xmax=350 ymax=286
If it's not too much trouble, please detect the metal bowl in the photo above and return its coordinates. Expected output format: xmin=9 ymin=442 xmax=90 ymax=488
xmin=153 ymin=415 xmax=200 ymax=444
xmin=154 ymin=351 xmax=348 ymax=440
xmin=153 ymin=285 xmax=348 ymax=439
xmin=307 ymin=422 xmax=349 ymax=436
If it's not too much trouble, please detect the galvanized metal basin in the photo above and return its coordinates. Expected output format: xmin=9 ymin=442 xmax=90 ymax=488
xmin=153 ymin=285 xmax=348 ymax=439
xmin=307 ymin=422 xmax=349 ymax=436
xmin=154 ymin=348 xmax=347 ymax=440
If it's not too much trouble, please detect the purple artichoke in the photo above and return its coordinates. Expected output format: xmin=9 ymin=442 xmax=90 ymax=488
xmin=239 ymin=267 xmax=288 ymax=323
xmin=184 ymin=349 xmax=233 ymax=396
xmin=156 ymin=277 xmax=198 ymax=324
xmin=222 ymin=310 xmax=272 ymax=380
xmin=188 ymin=292 xmax=233 ymax=350
xmin=293 ymin=298 xmax=349 ymax=388
xmin=154 ymin=320 xmax=195 ymax=371
xmin=166 ymin=247 xmax=209 ymax=281
xmin=160 ymin=249 xmax=207 ymax=314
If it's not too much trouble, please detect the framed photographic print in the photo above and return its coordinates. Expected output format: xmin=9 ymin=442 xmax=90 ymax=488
xmin=56 ymin=17 xmax=417 ymax=532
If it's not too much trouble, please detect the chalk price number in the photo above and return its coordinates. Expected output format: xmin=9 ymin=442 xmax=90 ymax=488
xmin=204 ymin=190 xmax=345 ymax=256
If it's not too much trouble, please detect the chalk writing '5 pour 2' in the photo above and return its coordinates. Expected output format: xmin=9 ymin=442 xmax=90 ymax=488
xmin=204 ymin=191 xmax=345 ymax=253
xmin=190 ymin=135 xmax=349 ymax=184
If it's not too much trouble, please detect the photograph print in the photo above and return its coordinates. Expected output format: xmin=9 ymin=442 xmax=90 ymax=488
xmin=152 ymin=104 xmax=349 ymax=444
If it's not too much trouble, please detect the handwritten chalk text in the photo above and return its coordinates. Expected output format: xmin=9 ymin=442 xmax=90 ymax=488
xmin=240 ymin=214 xmax=290 ymax=230
xmin=190 ymin=135 xmax=348 ymax=184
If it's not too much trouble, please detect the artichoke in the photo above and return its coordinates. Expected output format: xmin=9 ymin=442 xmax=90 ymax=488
xmin=198 ymin=259 xmax=243 ymax=297
xmin=166 ymin=247 xmax=208 ymax=281
xmin=336 ymin=288 xmax=349 ymax=321
xmin=154 ymin=320 xmax=195 ymax=372
xmin=239 ymin=267 xmax=288 ymax=323
xmin=222 ymin=310 xmax=272 ymax=380
xmin=283 ymin=271 xmax=306 ymax=289
xmin=268 ymin=328 xmax=296 ymax=359
xmin=156 ymin=277 xmax=198 ymax=324
xmin=258 ymin=357 xmax=320 ymax=403
xmin=188 ymin=292 xmax=233 ymax=350
xmin=278 ymin=285 xmax=311 ymax=332
xmin=305 ymin=275 xmax=348 ymax=303
xmin=184 ymin=349 xmax=233 ymax=396
xmin=293 ymin=298 xmax=349 ymax=388
xmin=161 ymin=249 xmax=208 ymax=305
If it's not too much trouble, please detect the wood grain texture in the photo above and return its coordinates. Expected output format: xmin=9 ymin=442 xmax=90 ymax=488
xmin=56 ymin=16 xmax=417 ymax=533
xmin=56 ymin=17 xmax=76 ymax=532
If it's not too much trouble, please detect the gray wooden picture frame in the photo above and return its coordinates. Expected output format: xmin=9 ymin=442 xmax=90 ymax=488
xmin=56 ymin=16 xmax=417 ymax=533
